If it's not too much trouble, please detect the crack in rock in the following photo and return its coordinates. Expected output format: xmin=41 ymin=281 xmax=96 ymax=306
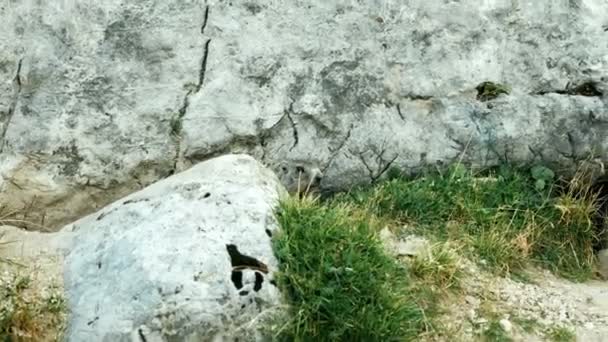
xmin=196 ymin=39 xmax=211 ymax=93
xmin=404 ymin=94 xmax=433 ymax=101
xmin=201 ymin=6 xmax=210 ymax=34
xmin=355 ymin=143 xmax=399 ymax=182
xmin=528 ymin=145 xmax=543 ymax=160
xmin=284 ymin=104 xmax=299 ymax=151
xmin=1 ymin=59 xmax=23 ymax=153
xmin=395 ymin=104 xmax=405 ymax=121
xmin=170 ymin=6 xmax=212 ymax=174
xmin=533 ymin=81 xmax=604 ymax=97
xmin=323 ymin=123 xmax=354 ymax=173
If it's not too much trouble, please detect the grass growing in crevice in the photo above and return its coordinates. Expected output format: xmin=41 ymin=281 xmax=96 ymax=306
xmin=335 ymin=165 xmax=600 ymax=281
xmin=272 ymin=196 xmax=430 ymax=341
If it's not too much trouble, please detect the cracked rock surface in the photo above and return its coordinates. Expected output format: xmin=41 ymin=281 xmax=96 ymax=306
xmin=1 ymin=0 xmax=608 ymax=230
xmin=62 ymin=154 xmax=286 ymax=341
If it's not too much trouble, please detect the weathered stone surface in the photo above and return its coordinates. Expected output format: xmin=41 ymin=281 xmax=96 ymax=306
xmin=0 ymin=224 xmax=69 ymax=281
xmin=1 ymin=0 xmax=608 ymax=229
xmin=62 ymin=154 xmax=286 ymax=341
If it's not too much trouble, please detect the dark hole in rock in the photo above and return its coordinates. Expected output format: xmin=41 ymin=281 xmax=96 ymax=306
xmin=203 ymin=192 xmax=211 ymax=198
xmin=265 ymin=229 xmax=272 ymax=237
xmin=239 ymin=290 xmax=249 ymax=296
xmin=254 ymin=272 xmax=264 ymax=292
xmin=241 ymin=304 xmax=246 ymax=309
xmin=231 ymin=270 xmax=243 ymax=289
xmin=226 ymin=244 xmax=269 ymax=273
xmin=270 ymin=279 xmax=277 ymax=287
xmin=295 ymin=166 xmax=305 ymax=174
xmin=87 ymin=317 xmax=99 ymax=326
xmin=96 ymin=261 xmax=102 ymax=269
xmin=569 ymin=81 xmax=603 ymax=97
xmin=174 ymin=285 xmax=183 ymax=294
xmin=475 ymin=81 xmax=510 ymax=102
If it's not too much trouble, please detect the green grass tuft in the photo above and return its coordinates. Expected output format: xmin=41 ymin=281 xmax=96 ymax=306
xmin=482 ymin=319 xmax=512 ymax=342
xmin=547 ymin=326 xmax=576 ymax=342
xmin=334 ymin=165 xmax=599 ymax=281
xmin=0 ymin=272 xmax=66 ymax=341
xmin=271 ymin=163 xmax=601 ymax=340
xmin=409 ymin=242 xmax=462 ymax=292
xmin=272 ymin=196 xmax=428 ymax=341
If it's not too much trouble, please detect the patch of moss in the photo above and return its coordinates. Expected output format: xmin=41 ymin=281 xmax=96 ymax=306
xmin=476 ymin=81 xmax=511 ymax=102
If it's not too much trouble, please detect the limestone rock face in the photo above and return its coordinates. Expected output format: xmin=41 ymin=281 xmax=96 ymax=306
xmin=62 ymin=154 xmax=286 ymax=341
xmin=1 ymin=0 xmax=608 ymax=229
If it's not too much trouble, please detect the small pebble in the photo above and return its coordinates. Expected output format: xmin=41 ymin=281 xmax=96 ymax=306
xmin=465 ymin=295 xmax=480 ymax=306
xmin=499 ymin=319 xmax=513 ymax=333
xmin=467 ymin=309 xmax=477 ymax=321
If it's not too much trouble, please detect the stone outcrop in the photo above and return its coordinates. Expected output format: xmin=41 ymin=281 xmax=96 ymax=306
xmin=62 ymin=154 xmax=286 ymax=341
xmin=1 ymin=0 xmax=607 ymax=229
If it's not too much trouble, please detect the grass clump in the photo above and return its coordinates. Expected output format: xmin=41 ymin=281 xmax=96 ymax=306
xmin=546 ymin=326 xmax=576 ymax=342
xmin=409 ymin=242 xmax=462 ymax=292
xmin=481 ymin=319 xmax=512 ymax=342
xmin=0 ymin=272 xmax=66 ymax=341
xmin=1 ymin=232 xmax=66 ymax=341
xmin=272 ymin=196 xmax=427 ymax=341
xmin=336 ymin=165 xmax=600 ymax=281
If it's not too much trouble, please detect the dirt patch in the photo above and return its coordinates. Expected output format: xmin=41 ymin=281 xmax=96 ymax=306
xmin=429 ymin=260 xmax=608 ymax=341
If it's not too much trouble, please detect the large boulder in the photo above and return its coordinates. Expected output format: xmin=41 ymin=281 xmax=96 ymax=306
xmin=62 ymin=154 xmax=286 ymax=341
xmin=1 ymin=0 xmax=608 ymax=229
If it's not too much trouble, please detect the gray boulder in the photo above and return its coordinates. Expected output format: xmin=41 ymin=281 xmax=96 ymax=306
xmin=1 ymin=1 xmax=608 ymax=229
xmin=62 ymin=154 xmax=286 ymax=341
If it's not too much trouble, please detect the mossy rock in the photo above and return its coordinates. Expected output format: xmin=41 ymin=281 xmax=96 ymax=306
xmin=476 ymin=81 xmax=511 ymax=102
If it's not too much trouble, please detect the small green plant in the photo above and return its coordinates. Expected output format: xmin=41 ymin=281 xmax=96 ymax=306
xmin=531 ymin=165 xmax=555 ymax=191
xmin=476 ymin=81 xmax=511 ymax=101
xmin=45 ymin=292 xmax=66 ymax=314
xmin=272 ymin=196 xmax=427 ymax=341
xmin=546 ymin=325 xmax=576 ymax=342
